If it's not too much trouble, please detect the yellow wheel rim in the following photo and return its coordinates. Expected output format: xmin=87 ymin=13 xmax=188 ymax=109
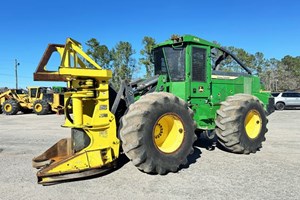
xmin=4 ymin=104 xmax=12 ymax=112
xmin=153 ymin=113 xmax=184 ymax=153
xmin=35 ymin=104 xmax=42 ymax=112
xmin=244 ymin=109 xmax=262 ymax=139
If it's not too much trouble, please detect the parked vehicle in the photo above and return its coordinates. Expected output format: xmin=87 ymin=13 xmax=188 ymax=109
xmin=0 ymin=87 xmax=64 ymax=115
xmin=273 ymin=92 xmax=300 ymax=110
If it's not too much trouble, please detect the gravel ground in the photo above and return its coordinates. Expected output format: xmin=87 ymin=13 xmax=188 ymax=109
xmin=0 ymin=110 xmax=299 ymax=200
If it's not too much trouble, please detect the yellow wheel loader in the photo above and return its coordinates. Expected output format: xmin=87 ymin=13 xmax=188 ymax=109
xmin=0 ymin=87 xmax=64 ymax=115
xmin=27 ymin=86 xmax=64 ymax=115
xmin=32 ymin=37 xmax=273 ymax=185
xmin=0 ymin=89 xmax=28 ymax=115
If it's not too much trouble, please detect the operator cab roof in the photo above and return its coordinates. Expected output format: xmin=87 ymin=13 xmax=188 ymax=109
xmin=154 ymin=35 xmax=220 ymax=48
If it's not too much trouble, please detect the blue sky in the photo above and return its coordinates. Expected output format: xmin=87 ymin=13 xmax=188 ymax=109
xmin=0 ymin=0 xmax=299 ymax=88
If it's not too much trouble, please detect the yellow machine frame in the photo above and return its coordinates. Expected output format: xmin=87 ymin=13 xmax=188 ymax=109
xmin=32 ymin=38 xmax=119 ymax=184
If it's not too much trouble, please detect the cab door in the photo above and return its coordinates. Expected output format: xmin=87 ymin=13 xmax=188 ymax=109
xmin=189 ymin=46 xmax=211 ymax=98
xmin=28 ymin=88 xmax=38 ymax=102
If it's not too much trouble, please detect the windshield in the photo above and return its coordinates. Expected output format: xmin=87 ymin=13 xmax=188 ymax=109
xmin=153 ymin=48 xmax=167 ymax=76
xmin=153 ymin=46 xmax=185 ymax=81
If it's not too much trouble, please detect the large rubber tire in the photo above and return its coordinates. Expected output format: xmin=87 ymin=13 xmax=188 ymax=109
xmin=120 ymin=92 xmax=197 ymax=174
xmin=215 ymin=94 xmax=268 ymax=154
xmin=33 ymin=100 xmax=50 ymax=115
xmin=276 ymin=102 xmax=285 ymax=110
xmin=2 ymin=99 xmax=20 ymax=115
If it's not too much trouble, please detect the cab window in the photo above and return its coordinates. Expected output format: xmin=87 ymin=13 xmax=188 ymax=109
xmin=192 ymin=47 xmax=206 ymax=82
xmin=30 ymin=88 xmax=37 ymax=98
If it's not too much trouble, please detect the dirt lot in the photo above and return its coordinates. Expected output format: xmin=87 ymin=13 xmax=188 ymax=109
xmin=0 ymin=110 xmax=299 ymax=200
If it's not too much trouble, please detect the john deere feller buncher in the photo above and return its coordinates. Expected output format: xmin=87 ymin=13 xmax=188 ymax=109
xmin=32 ymin=36 xmax=274 ymax=185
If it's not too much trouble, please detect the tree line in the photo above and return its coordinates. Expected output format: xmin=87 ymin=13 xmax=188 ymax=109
xmin=85 ymin=37 xmax=155 ymax=89
xmin=86 ymin=36 xmax=300 ymax=92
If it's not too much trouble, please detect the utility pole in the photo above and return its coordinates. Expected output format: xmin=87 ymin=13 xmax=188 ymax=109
xmin=15 ymin=59 xmax=20 ymax=89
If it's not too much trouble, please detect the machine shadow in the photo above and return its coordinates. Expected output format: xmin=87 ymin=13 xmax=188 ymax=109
xmin=44 ymin=132 xmax=224 ymax=186
xmin=193 ymin=130 xmax=218 ymax=151
xmin=43 ymin=154 xmax=130 ymax=186
xmin=116 ymin=152 xmax=130 ymax=168
xmin=180 ymin=147 xmax=202 ymax=171
xmin=193 ymin=131 xmax=248 ymax=154
xmin=180 ymin=130 xmax=219 ymax=170
xmin=193 ymin=131 xmax=233 ymax=153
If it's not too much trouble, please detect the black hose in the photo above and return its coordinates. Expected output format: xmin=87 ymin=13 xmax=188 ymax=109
xmin=65 ymin=97 xmax=73 ymax=124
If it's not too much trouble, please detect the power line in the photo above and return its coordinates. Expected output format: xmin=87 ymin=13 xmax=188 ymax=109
xmin=0 ymin=73 xmax=32 ymax=79
xmin=0 ymin=73 xmax=14 ymax=76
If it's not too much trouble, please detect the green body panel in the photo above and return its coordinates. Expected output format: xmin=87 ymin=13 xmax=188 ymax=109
xmin=139 ymin=35 xmax=271 ymax=130
xmin=156 ymin=75 xmax=189 ymax=100
xmin=52 ymin=86 xmax=67 ymax=93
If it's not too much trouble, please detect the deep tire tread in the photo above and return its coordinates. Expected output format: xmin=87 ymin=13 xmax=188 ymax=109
xmin=215 ymin=94 xmax=268 ymax=154
xmin=2 ymin=99 xmax=20 ymax=115
xmin=120 ymin=92 xmax=196 ymax=174
xmin=33 ymin=100 xmax=50 ymax=115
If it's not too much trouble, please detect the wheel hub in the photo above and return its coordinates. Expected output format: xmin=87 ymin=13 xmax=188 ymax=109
xmin=153 ymin=113 xmax=185 ymax=153
xmin=4 ymin=104 xmax=12 ymax=112
xmin=244 ymin=109 xmax=262 ymax=139
xmin=35 ymin=104 xmax=42 ymax=112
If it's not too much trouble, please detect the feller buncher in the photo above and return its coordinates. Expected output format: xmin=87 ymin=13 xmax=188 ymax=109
xmin=32 ymin=36 xmax=274 ymax=185
xmin=0 ymin=86 xmax=64 ymax=115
